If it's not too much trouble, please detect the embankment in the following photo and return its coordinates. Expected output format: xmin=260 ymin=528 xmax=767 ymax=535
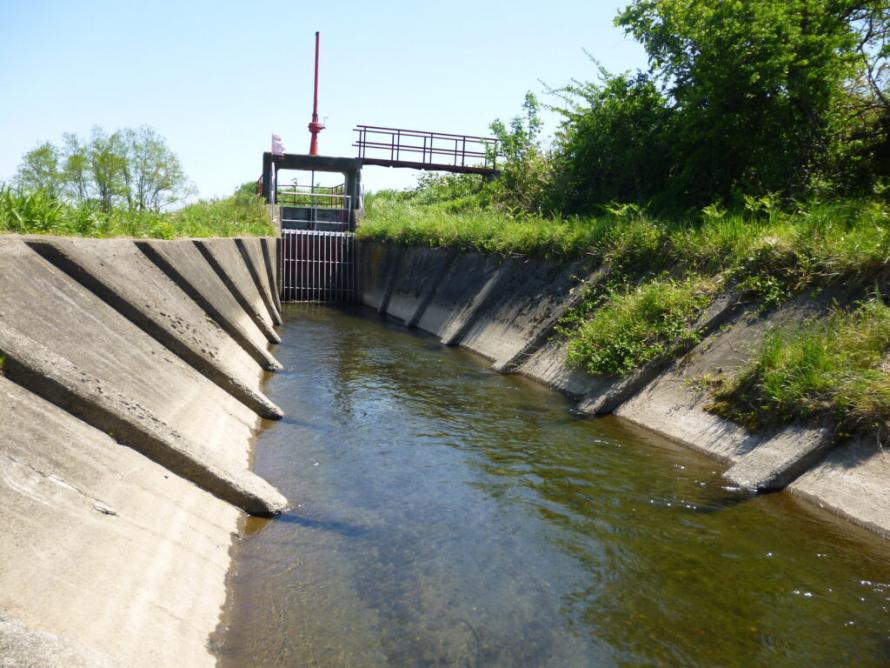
xmin=0 ymin=235 xmax=284 ymax=667
xmin=358 ymin=240 xmax=890 ymax=540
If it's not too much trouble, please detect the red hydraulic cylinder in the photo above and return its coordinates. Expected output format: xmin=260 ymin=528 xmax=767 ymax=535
xmin=308 ymin=31 xmax=324 ymax=155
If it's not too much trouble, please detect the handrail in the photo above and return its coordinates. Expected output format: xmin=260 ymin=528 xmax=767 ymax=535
xmin=353 ymin=125 xmax=499 ymax=172
xmin=355 ymin=124 xmax=496 ymax=143
xmin=275 ymin=184 xmax=350 ymax=209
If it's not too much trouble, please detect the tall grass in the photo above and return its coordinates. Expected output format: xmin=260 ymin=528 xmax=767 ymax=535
xmin=360 ymin=193 xmax=890 ymax=292
xmin=0 ymin=185 xmax=275 ymax=239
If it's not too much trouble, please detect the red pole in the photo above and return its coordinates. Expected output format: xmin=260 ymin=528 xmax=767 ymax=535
xmin=308 ymin=31 xmax=324 ymax=155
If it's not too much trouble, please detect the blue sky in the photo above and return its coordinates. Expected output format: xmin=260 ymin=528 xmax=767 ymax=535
xmin=0 ymin=1 xmax=647 ymax=199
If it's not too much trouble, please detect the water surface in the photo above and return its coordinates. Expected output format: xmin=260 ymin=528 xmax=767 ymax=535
xmin=218 ymin=306 xmax=890 ymax=667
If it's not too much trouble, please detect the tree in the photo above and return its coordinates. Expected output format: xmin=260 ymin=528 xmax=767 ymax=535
xmin=614 ymin=0 xmax=871 ymax=202
xmin=618 ymin=0 xmax=857 ymax=201
xmin=60 ymin=133 xmax=91 ymax=203
xmin=490 ymin=92 xmax=552 ymax=213
xmin=121 ymin=126 xmax=192 ymax=213
xmin=13 ymin=126 xmax=192 ymax=212
xmin=15 ymin=142 xmax=62 ymax=198
xmin=550 ymin=69 xmax=674 ymax=212
xmin=88 ymin=127 xmax=128 ymax=212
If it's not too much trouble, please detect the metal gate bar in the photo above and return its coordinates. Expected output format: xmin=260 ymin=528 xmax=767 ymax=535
xmin=280 ymin=230 xmax=357 ymax=303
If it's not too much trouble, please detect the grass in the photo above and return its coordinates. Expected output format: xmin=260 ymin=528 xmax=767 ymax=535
xmin=0 ymin=185 xmax=275 ymax=239
xmin=361 ymin=193 xmax=890 ymax=289
xmin=711 ymin=296 xmax=890 ymax=438
xmin=358 ymin=195 xmax=603 ymax=260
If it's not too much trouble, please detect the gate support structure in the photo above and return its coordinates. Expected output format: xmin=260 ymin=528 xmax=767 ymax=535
xmin=261 ymin=152 xmax=363 ymax=230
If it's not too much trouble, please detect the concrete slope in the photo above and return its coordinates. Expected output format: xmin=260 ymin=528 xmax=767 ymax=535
xmin=381 ymin=246 xmax=457 ymax=325
xmin=194 ymin=238 xmax=281 ymax=342
xmin=579 ymin=293 xmax=741 ymax=417
xmin=237 ymin=237 xmax=283 ymax=325
xmin=614 ymin=291 xmax=840 ymax=463
xmin=414 ymin=251 xmax=505 ymax=340
xmin=359 ymin=241 xmax=403 ymax=311
xmin=0 ymin=239 xmax=286 ymax=514
xmin=517 ymin=336 xmax=611 ymax=397
xmin=260 ymin=236 xmax=283 ymax=315
xmin=790 ymin=434 xmax=890 ymax=540
xmin=457 ymin=258 xmax=587 ymax=369
xmin=137 ymin=239 xmax=282 ymax=370
xmin=0 ymin=376 xmax=239 ymax=667
xmin=27 ymin=237 xmax=283 ymax=419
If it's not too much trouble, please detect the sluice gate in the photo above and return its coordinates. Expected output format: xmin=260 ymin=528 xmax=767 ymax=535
xmin=280 ymin=229 xmax=357 ymax=303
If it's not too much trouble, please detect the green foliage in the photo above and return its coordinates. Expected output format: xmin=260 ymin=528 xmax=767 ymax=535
xmin=550 ymin=69 xmax=674 ymax=212
xmin=359 ymin=193 xmax=597 ymax=259
xmin=15 ymin=142 xmax=62 ymax=199
xmin=15 ymin=126 xmax=193 ymax=213
xmin=534 ymin=1 xmax=890 ymax=212
xmin=614 ymin=0 xmax=867 ymax=203
xmin=0 ymin=184 xmax=274 ymax=239
xmin=566 ymin=277 xmax=716 ymax=376
xmin=489 ymin=92 xmax=553 ymax=213
xmin=712 ymin=296 xmax=890 ymax=437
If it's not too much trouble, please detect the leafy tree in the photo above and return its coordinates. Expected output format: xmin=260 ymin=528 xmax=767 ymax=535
xmin=15 ymin=143 xmax=62 ymax=199
xmin=87 ymin=127 xmax=128 ymax=212
xmin=14 ymin=126 xmax=192 ymax=212
xmin=614 ymin=0 xmax=875 ymax=203
xmin=60 ymin=133 xmax=91 ymax=202
xmin=489 ymin=92 xmax=552 ymax=213
xmin=121 ymin=126 xmax=192 ymax=212
xmin=618 ymin=0 xmax=851 ymax=200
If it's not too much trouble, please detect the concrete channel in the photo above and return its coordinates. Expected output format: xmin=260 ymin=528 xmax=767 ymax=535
xmin=2 ymin=233 xmax=889 ymax=666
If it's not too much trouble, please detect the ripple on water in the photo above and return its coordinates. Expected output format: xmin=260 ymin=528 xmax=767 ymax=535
xmin=219 ymin=306 xmax=890 ymax=667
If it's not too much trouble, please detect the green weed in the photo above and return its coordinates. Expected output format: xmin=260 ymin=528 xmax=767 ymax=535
xmin=0 ymin=185 xmax=275 ymax=239
xmin=565 ymin=276 xmax=717 ymax=376
xmin=711 ymin=295 xmax=890 ymax=437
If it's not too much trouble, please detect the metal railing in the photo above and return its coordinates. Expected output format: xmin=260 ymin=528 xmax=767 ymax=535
xmin=354 ymin=125 xmax=499 ymax=173
xmin=276 ymin=183 xmax=352 ymax=231
xmin=275 ymin=183 xmax=347 ymax=208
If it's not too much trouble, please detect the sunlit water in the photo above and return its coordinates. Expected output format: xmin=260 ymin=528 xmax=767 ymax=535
xmin=217 ymin=305 xmax=890 ymax=667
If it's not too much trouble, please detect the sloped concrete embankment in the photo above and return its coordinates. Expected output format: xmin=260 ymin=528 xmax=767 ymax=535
xmin=0 ymin=235 xmax=285 ymax=667
xmin=358 ymin=240 xmax=890 ymax=540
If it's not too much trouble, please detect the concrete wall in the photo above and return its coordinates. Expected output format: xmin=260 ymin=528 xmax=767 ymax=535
xmin=358 ymin=240 xmax=890 ymax=541
xmin=0 ymin=235 xmax=286 ymax=667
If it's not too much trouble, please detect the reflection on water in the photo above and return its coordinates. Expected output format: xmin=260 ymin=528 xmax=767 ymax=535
xmin=218 ymin=305 xmax=890 ymax=667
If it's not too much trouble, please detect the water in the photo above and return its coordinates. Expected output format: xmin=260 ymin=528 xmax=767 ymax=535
xmin=218 ymin=306 xmax=890 ymax=667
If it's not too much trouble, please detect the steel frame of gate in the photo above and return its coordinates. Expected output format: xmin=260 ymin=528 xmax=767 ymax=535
xmin=280 ymin=229 xmax=357 ymax=303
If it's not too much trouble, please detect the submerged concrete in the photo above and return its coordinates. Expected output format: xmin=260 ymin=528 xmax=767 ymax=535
xmin=359 ymin=240 xmax=890 ymax=540
xmin=0 ymin=234 xmax=286 ymax=666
